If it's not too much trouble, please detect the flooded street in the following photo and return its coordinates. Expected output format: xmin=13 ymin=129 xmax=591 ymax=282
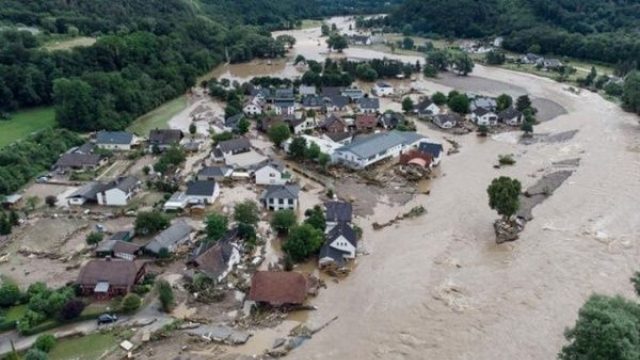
xmin=189 ymin=16 xmax=640 ymax=359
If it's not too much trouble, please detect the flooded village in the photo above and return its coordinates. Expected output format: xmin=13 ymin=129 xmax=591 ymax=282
xmin=1 ymin=15 xmax=640 ymax=360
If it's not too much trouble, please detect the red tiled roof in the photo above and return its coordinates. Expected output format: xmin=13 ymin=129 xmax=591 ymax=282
xmin=248 ymin=271 xmax=307 ymax=306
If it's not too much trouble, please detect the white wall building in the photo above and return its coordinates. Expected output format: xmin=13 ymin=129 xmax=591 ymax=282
xmin=333 ymin=131 xmax=425 ymax=169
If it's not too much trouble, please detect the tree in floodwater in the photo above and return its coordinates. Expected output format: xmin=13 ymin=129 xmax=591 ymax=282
xmin=487 ymin=176 xmax=521 ymax=221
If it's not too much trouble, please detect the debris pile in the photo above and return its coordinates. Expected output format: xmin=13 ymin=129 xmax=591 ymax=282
xmin=372 ymin=205 xmax=427 ymax=230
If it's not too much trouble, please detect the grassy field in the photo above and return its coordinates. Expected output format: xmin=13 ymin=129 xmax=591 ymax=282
xmin=127 ymin=96 xmax=187 ymax=136
xmin=49 ymin=333 xmax=118 ymax=360
xmin=299 ymin=19 xmax=323 ymax=29
xmin=3 ymin=304 xmax=27 ymax=322
xmin=43 ymin=36 xmax=97 ymax=51
xmin=0 ymin=107 xmax=56 ymax=148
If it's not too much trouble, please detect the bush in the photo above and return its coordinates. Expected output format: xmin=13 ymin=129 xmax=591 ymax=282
xmin=121 ymin=294 xmax=142 ymax=313
xmin=0 ymin=282 xmax=21 ymax=307
xmin=498 ymin=154 xmax=516 ymax=166
xmin=24 ymin=349 xmax=48 ymax=360
xmin=135 ymin=211 xmax=169 ymax=235
xmin=44 ymin=196 xmax=57 ymax=207
xmin=282 ymin=224 xmax=324 ymax=262
xmin=33 ymin=334 xmax=56 ymax=353
xmin=234 ymin=200 xmax=260 ymax=226
xmin=59 ymin=299 xmax=85 ymax=321
xmin=270 ymin=210 xmax=297 ymax=234
xmin=157 ymin=280 xmax=175 ymax=313
xmin=85 ymin=232 xmax=103 ymax=246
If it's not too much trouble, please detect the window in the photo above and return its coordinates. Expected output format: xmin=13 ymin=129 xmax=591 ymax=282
xmin=279 ymin=198 xmax=284 ymax=204
xmin=288 ymin=199 xmax=294 ymax=205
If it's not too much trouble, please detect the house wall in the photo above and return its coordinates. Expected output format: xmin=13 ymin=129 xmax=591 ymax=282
xmin=264 ymin=197 xmax=297 ymax=211
xmin=373 ymin=86 xmax=394 ymax=97
xmin=255 ymin=166 xmax=287 ymax=185
xmin=335 ymin=139 xmax=422 ymax=169
xmin=98 ymin=188 xmax=130 ymax=206
xmin=68 ymin=197 xmax=87 ymax=206
xmin=98 ymin=143 xmax=131 ymax=151
xmin=244 ymin=105 xmax=262 ymax=115
xmin=330 ymin=236 xmax=356 ymax=258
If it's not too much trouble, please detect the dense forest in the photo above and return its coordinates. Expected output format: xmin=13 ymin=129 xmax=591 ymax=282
xmin=389 ymin=0 xmax=640 ymax=67
xmin=0 ymin=0 xmax=399 ymax=132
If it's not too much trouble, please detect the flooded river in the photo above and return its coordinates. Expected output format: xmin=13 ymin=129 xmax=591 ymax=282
xmin=206 ymin=16 xmax=640 ymax=360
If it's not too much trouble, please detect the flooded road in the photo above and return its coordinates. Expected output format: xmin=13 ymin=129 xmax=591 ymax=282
xmin=200 ymin=16 xmax=640 ymax=359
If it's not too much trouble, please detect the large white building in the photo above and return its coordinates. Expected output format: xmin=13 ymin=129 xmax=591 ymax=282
xmin=333 ymin=131 xmax=425 ymax=169
xmin=372 ymin=82 xmax=394 ymax=97
xmin=96 ymin=176 xmax=140 ymax=206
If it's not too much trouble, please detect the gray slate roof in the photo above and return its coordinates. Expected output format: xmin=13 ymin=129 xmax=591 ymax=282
xmin=418 ymin=142 xmax=443 ymax=158
xmin=186 ymin=180 xmax=217 ymax=196
xmin=149 ymin=129 xmax=183 ymax=146
xmin=97 ymin=131 xmax=133 ymax=145
xmin=357 ymin=97 xmax=380 ymax=110
xmin=327 ymin=222 xmax=357 ymax=247
xmin=337 ymin=131 xmax=425 ymax=159
xmin=68 ymin=182 xmax=104 ymax=200
xmin=217 ymin=138 xmax=251 ymax=153
xmin=498 ymin=107 xmax=523 ymax=120
xmin=145 ymin=221 xmax=192 ymax=254
xmin=56 ymin=153 xmax=102 ymax=168
xmin=198 ymin=166 xmax=231 ymax=178
xmin=105 ymin=176 xmax=139 ymax=193
xmin=325 ymin=201 xmax=353 ymax=223
xmin=260 ymin=185 xmax=300 ymax=200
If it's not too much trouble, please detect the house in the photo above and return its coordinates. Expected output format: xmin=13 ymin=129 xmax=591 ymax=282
xmin=55 ymin=153 xmax=103 ymax=172
xmin=378 ymin=112 xmax=405 ymax=129
xmin=320 ymin=114 xmax=347 ymax=133
xmin=1 ymin=194 xmax=22 ymax=209
xmin=471 ymin=107 xmax=499 ymax=126
xmin=415 ymin=98 xmax=441 ymax=118
xmin=108 ymin=230 xmax=134 ymax=242
xmin=301 ymin=95 xmax=325 ymax=110
xmin=319 ymin=222 xmax=357 ymax=270
xmin=95 ymin=240 xmax=142 ymax=261
xmin=399 ymin=150 xmax=433 ymax=169
xmin=149 ymin=129 xmax=183 ymax=151
xmin=272 ymin=100 xmax=296 ymax=116
xmin=217 ymin=138 xmax=251 ymax=157
xmin=341 ymin=87 xmax=365 ymax=101
xmin=493 ymin=36 xmax=504 ymax=47
xmin=188 ymin=231 xmax=241 ymax=282
xmin=324 ymin=94 xmax=349 ymax=112
xmin=372 ymin=82 xmax=394 ymax=97
xmin=145 ymin=221 xmax=193 ymax=256
xmin=283 ymin=135 xmax=343 ymax=158
xmin=432 ymin=113 xmax=462 ymax=129
xmin=348 ymin=34 xmax=372 ymax=46
xmin=543 ymin=58 xmax=563 ymax=70
xmin=298 ymin=85 xmax=317 ymax=97
xmin=248 ymin=271 xmax=308 ymax=306
xmin=469 ymin=96 xmax=497 ymax=112
xmin=254 ymin=160 xmax=292 ymax=185
xmin=96 ymin=176 xmax=140 ymax=206
xmin=325 ymin=201 xmax=353 ymax=231
xmin=185 ymin=180 xmax=220 ymax=205
xmin=67 ymin=182 xmax=104 ymax=205
xmin=163 ymin=192 xmax=189 ymax=211
xmin=418 ymin=141 xmax=444 ymax=166
xmin=260 ymin=184 xmax=300 ymax=211
xmin=333 ymin=131 xmax=425 ymax=169
xmin=243 ymin=97 xmax=264 ymax=116
xmin=322 ymin=132 xmax=352 ymax=145
xmin=182 ymin=141 xmax=203 ymax=153
xmin=498 ymin=107 xmax=524 ymax=126
xmin=354 ymin=114 xmax=378 ymax=131
xmin=197 ymin=166 xmax=233 ymax=182
xmin=521 ymin=53 xmax=542 ymax=65
xmin=356 ymin=97 xmax=380 ymax=113
xmin=73 ymin=142 xmax=96 ymax=155
xmin=288 ymin=117 xmax=316 ymax=134
xmin=225 ymin=113 xmax=245 ymax=132
xmin=96 ymin=131 xmax=135 ymax=151
xmin=270 ymin=87 xmax=295 ymax=102
xmin=76 ymin=258 xmax=146 ymax=299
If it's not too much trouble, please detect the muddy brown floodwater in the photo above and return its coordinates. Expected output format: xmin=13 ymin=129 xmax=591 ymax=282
xmin=202 ymin=16 xmax=640 ymax=360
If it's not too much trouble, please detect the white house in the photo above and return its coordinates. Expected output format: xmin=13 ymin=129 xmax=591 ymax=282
xmin=333 ymin=131 xmax=425 ymax=169
xmin=289 ymin=117 xmax=317 ymax=134
xmin=254 ymin=160 xmax=292 ymax=185
xmin=260 ymin=184 xmax=300 ymax=211
xmin=471 ymin=108 xmax=498 ymax=126
xmin=299 ymin=85 xmax=317 ymax=97
xmin=96 ymin=131 xmax=135 ymax=151
xmin=243 ymin=97 xmax=264 ymax=116
xmin=418 ymin=141 xmax=444 ymax=167
xmin=163 ymin=192 xmax=189 ymax=211
xmin=432 ymin=114 xmax=461 ymax=129
xmin=319 ymin=222 xmax=357 ymax=270
xmin=67 ymin=182 xmax=103 ymax=206
xmin=272 ymin=100 xmax=296 ymax=116
xmin=372 ymin=82 xmax=394 ymax=97
xmin=415 ymin=99 xmax=441 ymax=118
xmin=197 ymin=166 xmax=233 ymax=181
xmin=185 ymin=180 xmax=220 ymax=205
xmin=283 ymin=135 xmax=342 ymax=158
xmin=96 ymin=176 xmax=139 ymax=206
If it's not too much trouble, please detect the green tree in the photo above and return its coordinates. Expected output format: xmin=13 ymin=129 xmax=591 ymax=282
xmin=402 ymin=37 xmax=415 ymax=50
xmin=452 ymin=52 xmax=474 ymax=76
xmin=426 ymin=50 xmax=449 ymax=71
xmin=157 ymin=280 xmax=174 ymax=313
xmin=237 ymin=118 xmax=250 ymax=134
xmin=294 ymin=55 xmax=306 ymax=65
xmin=515 ymin=95 xmax=532 ymax=112
xmin=448 ymin=94 xmax=470 ymax=114
xmin=24 ymin=349 xmax=48 ymax=360
xmin=559 ymin=294 xmax=640 ymax=360
xmin=275 ymin=34 xmax=296 ymax=49
xmin=268 ymin=123 xmax=291 ymax=147
xmin=121 ymin=293 xmax=142 ymax=313
xmin=318 ymin=153 xmax=331 ymax=168
xmin=205 ymin=213 xmax=228 ymax=242
xmin=496 ymin=94 xmax=513 ymax=111
xmin=304 ymin=205 xmax=325 ymax=231
xmin=0 ymin=282 xmax=21 ymax=306
xmin=288 ymin=137 xmax=307 ymax=160
xmin=487 ymin=177 xmax=522 ymax=221
xmin=631 ymin=272 xmax=640 ymax=297
xmin=402 ymin=97 xmax=414 ymax=113
xmin=327 ymin=34 xmax=348 ymax=52
xmin=485 ymin=50 xmax=506 ymax=65
xmin=234 ymin=200 xmax=260 ymax=226
xmin=53 ymin=78 xmax=95 ymax=131
xmin=305 ymin=142 xmax=321 ymax=160
xmin=355 ymin=63 xmax=378 ymax=81
xmin=134 ymin=211 xmax=169 ymax=235
xmin=282 ymin=223 xmax=324 ymax=262
xmin=33 ymin=334 xmax=56 ymax=353
xmin=431 ymin=92 xmax=447 ymax=105
xmin=189 ymin=122 xmax=197 ymax=136
xmin=26 ymin=196 xmax=40 ymax=212
xmin=423 ymin=64 xmax=438 ymax=78
xmin=521 ymin=121 xmax=534 ymax=137
xmin=44 ymin=195 xmax=57 ymax=207
xmin=85 ymin=232 xmax=103 ymax=246
xmin=270 ymin=210 xmax=297 ymax=234
xmin=320 ymin=23 xmax=330 ymax=36
xmin=622 ymin=71 xmax=640 ymax=114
